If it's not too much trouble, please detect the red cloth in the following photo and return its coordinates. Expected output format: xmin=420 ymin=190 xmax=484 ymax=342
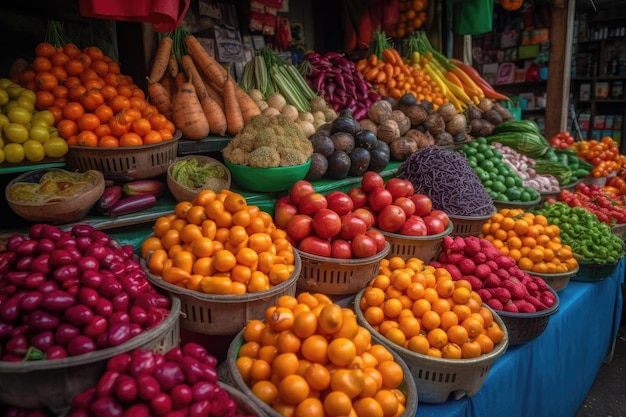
xmin=79 ymin=0 xmax=190 ymax=32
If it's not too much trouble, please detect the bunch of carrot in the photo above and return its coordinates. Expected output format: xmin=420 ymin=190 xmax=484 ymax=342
xmin=146 ymin=29 xmax=261 ymax=139
xmin=355 ymin=31 xmax=448 ymax=106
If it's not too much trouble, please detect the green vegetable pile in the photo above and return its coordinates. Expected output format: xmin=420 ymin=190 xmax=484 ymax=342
xmin=533 ymin=147 xmax=593 ymax=186
xmin=533 ymin=202 xmax=625 ymax=264
xmin=170 ymin=158 xmax=228 ymax=191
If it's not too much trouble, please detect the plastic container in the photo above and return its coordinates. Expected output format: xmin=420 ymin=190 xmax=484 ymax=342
xmin=447 ymin=206 xmax=496 ymax=237
xmin=64 ymin=131 xmax=180 ymax=181
xmin=522 ymin=266 xmax=580 ymax=292
xmin=494 ymin=286 xmax=560 ymax=345
xmin=378 ymin=222 xmax=453 ymax=262
xmin=354 ymin=290 xmax=509 ymax=404
xmin=223 ymin=329 xmax=418 ymax=417
xmin=0 ymin=295 xmax=181 ymax=413
xmin=142 ymin=252 xmax=301 ymax=335
xmin=296 ymin=243 xmax=390 ymax=295
xmin=224 ymin=159 xmax=311 ymax=193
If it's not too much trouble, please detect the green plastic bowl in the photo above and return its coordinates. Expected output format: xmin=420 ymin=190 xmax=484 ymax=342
xmin=224 ymin=159 xmax=312 ymax=192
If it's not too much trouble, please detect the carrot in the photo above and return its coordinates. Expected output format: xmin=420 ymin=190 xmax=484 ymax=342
xmin=200 ymin=96 xmax=227 ymax=136
xmin=185 ymin=35 xmax=227 ymax=87
xmin=234 ymin=85 xmax=261 ymax=124
xmin=168 ymin=54 xmax=179 ymax=78
xmin=147 ymin=81 xmax=172 ymax=119
xmin=222 ymin=75 xmax=244 ymax=135
xmin=202 ymin=77 xmax=224 ymax=110
xmin=172 ymin=81 xmax=210 ymax=140
xmin=148 ymin=36 xmax=173 ymax=84
xmin=180 ymin=54 xmax=208 ymax=101
xmin=160 ymin=73 xmax=176 ymax=100
xmin=174 ymin=71 xmax=187 ymax=91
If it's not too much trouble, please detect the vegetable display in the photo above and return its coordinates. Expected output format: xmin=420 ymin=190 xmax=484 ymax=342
xmin=553 ymin=183 xmax=626 ymax=226
xmin=67 ymin=343 xmax=251 ymax=417
xmin=397 ymin=146 xmax=494 ymax=216
xmin=533 ymin=202 xmax=624 ymax=264
xmin=571 ymin=137 xmax=626 ymax=178
xmin=485 ymin=119 xmax=550 ymax=158
xmin=0 ymin=224 xmax=171 ymax=361
xmin=490 ymin=142 xmax=560 ymax=193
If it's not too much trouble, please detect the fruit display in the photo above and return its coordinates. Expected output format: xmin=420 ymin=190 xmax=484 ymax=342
xmin=554 ymin=182 xmax=626 ymax=226
xmin=533 ymin=202 xmax=625 ymax=264
xmin=94 ymin=179 xmax=165 ymax=216
xmin=490 ymin=142 xmax=560 ymax=193
xmin=480 ymin=208 xmax=578 ymax=273
xmin=549 ymin=131 xmax=575 ymax=149
xmin=485 ymin=119 xmax=551 ymax=158
xmin=0 ymin=224 xmax=172 ymax=361
xmin=142 ymin=190 xmax=297 ymax=295
xmin=460 ymin=138 xmax=541 ymax=204
xmin=235 ymin=293 xmax=412 ymax=417
xmin=67 ymin=343 xmax=252 ymax=417
xmin=358 ymin=256 xmax=506 ymax=359
xmin=533 ymin=146 xmax=593 ymax=186
xmin=571 ymin=137 xmax=626 ymax=178
xmin=431 ymin=235 xmax=558 ymax=313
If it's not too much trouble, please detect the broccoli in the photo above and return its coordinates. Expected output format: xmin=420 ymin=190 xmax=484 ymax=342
xmin=278 ymin=148 xmax=308 ymax=167
xmin=249 ymin=146 xmax=280 ymax=168
xmin=255 ymin=127 xmax=278 ymax=148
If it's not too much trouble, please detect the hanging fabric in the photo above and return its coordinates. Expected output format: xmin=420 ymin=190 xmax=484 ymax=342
xmin=448 ymin=0 xmax=494 ymax=36
xmin=79 ymin=0 xmax=191 ymax=32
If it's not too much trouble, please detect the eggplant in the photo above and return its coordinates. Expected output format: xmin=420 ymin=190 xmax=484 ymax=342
xmin=94 ymin=185 xmax=123 ymax=215
xmin=109 ymin=194 xmax=157 ymax=217
xmin=122 ymin=180 xmax=166 ymax=197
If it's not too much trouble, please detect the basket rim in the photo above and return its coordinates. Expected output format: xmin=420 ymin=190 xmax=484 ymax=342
xmin=295 ymin=241 xmax=391 ymax=265
xmin=493 ymin=195 xmax=542 ymax=208
xmin=0 ymin=295 xmax=180 ymax=373
xmin=493 ymin=285 xmax=560 ymax=319
xmin=377 ymin=221 xmax=453 ymax=241
xmin=68 ymin=130 xmax=181 ymax=152
xmin=520 ymin=265 xmax=580 ymax=279
xmin=226 ymin=328 xmax=419 ymax=417
xmin=142 ymin=250 xmax=301 ymax=303
xmin=354 ymin=289 xmax=510 ymax=367
xmin=447 ymin=205 xmax=497 ymax=221
xmin=224 ymin=158 xmax=312 ymax=171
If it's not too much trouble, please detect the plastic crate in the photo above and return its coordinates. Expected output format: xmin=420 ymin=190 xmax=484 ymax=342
xmin=64 ymin=131 xmax=180 ymax=180
xmin=223 ymin=330 xmax=418 ymax=417
xmin=494 ymin=286 xmax=560 ymax=345
xmin=296 ymin=243 xmax=390 ymax=295
xmin=379 ymin=222 xmax=453 ymax=263
xmin=0 ymin=295 xmax=181 ymax=413
xmin=522 ymin=266 xmax=579 ymax=292
xmin=354 ymin=290 xmax=509 ymax=404
xmin=447 ymin=207 xmax=496 ymax=237
xmin=142 ymin=252 xmax=301 ymax=335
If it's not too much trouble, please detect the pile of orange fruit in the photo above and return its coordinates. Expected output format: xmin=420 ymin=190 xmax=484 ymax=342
xmin=392 ymin=0 xmax=429 ymax=38
xmin=237 ymin=293 xmax=409 ymax=417
xmin=141 ymin=189 xmax=296 ymax=294
xmin=573 ymin=137 xmax=626 ymax=178
xmin=15 ymin=42 xmax=175 ymax=148
xmin=359 ymin=257 xmax=505 ymax=360
xmin=480 ymin=208 xmax=579 ymax=274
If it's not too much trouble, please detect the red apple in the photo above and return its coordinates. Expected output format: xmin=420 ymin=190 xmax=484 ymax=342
xmin=423 ymin=215 xmax=446 ymax=235
xmin=274 ymin=197 xmax=299 ymax=228
xmin=325 ymin=191 xmax=354 ymax=216
xmin=312 ymin=209 xmax=342 ymax=239
xmin=361 ymin=171 xmax=384 ymax=193
xmin=299 ymin=236 xmax=332 ymax=257
xmin=385 ymin=178 xmax=415 ymax=199
xmin=286 ymin=214 xmax=313 ymax=242
xmin=339 ymin=213 xmax=368 ymax=241
xmin=347 ymin=187 xmax=369 ymax=209
xmin=368 ymin=187 xmax=393 ymax=213
xmin=289 ymin=180 xmax=315 ymax=205
xmin=352 ymin=207 xmax=376 ymax=228
xmin=410 ymin=193 xmax=433 ymax=217
xmin=400 ymin=215 xmax=428 ymax=236
xmin=393 ymin=197 xmax=416 ymax=217
xmin=331 ymin=239 xmax=353 ymax=259
xmin=298 ymin=192 xmax=328 ymax=216
xmin=365 ymin=229 xmax=387 ymax=253
xmin=428 ymin=210 xmax=450 ymax=229
xmin=376 ymin=204 xmax=407 ymax=233
xmin=351 ymin=234 xmax=378 ymax=258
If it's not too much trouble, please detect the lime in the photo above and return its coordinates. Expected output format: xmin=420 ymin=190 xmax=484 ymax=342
xmin=504 ymin=176 xmax=516 ymax=188
xmin=480 ymin=159 xmax=495 ymax=171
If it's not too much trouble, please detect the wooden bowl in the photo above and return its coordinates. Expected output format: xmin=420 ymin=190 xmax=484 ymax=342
xmin=167 ymin=155 xmax=231 ymax=202
xmin=6 ymin=168 xmax=105 ymax=225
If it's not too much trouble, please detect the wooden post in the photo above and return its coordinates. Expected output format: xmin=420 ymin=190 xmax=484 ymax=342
xmin=545 ymin=0 xmax=575 ymax=138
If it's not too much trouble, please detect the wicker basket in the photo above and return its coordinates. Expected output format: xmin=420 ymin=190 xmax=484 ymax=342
xmin=64 ymin=132 xmax=181 ymax=180
xmin=379 ymin=222 xmax=453 ymax=263
xmin=0 ymin=295 xmax=181 ymax=413
xmin=223 ymin=329 xmax=418 ymax=417
xmin=296 ymin=243 xmax=391 ymax=295
xmin=354 ymin=290 xmax=509 ymax=404
xmin=493 ymin=195 xmax=541 ymax=211
xmin=447 ymin=206 xmax=496 ymax=237
xmin=493 ymin=286 xmax=560 ymax=346
xmin=572 ymin=260 xmax=620 ymax=282
xmin=142 ymin=252 xmax=301 ymax=335
xmin=521 ymin=266 xmax=580 ymax=292
xmin=219 ymin=382 xmax=269 ymax=417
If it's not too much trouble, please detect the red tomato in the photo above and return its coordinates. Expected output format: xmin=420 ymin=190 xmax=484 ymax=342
xmin=365 ymin=229 xmax=387 ymax=253
xmin=274 ymin=197 xmax=299 ymax=229
xmin=298 ymin=192 xmax=328 ymax=216
xmin=399 ymin=215 xmax=427 ymax=236
xmin=423 ymin=216 xmax=445 ymax=235
xmin=312 ymin=209 xmax=342 ymax=239
xmin=299 ymin=236 xmax=332 ymax=257
xmin=361 ymin=171 xmax=384 ymax=193
xmin=409 ymin=194 xmax=433 ymax=217
xmin=367 ymin=187 xmax=393 ymax=213
xmin=325 ymin=191 xmax=354 ymax=216
xmin=384 ymin=178 xmax=415 ymax=199
xmin=347 ymin=187 xmax=369 ymax=209
xmin=286 ymin=214 xmax=313 ymax=242
xmin=376 ymin=204 xmax=407 ymax=233
xmin=339 ymin=213 xmax=368 ymax=241
xmin=351 ymin=234 xmax=377 ymax=258
xmin=352 ymin=207 xmax=376 ymax=228
xmin=428 ymin=209 xmax=450 ymax=229
xmin=289 ymin=180 xmax=315 ymax=205
xmin=330 ymin=239 xmax=353 ymax=259
xmin=393 ymin=197 xmax=416 ymax=217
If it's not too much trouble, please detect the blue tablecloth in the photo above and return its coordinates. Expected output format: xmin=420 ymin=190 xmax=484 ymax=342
xmin=416 ymin=258 xmax=625 ymax=417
